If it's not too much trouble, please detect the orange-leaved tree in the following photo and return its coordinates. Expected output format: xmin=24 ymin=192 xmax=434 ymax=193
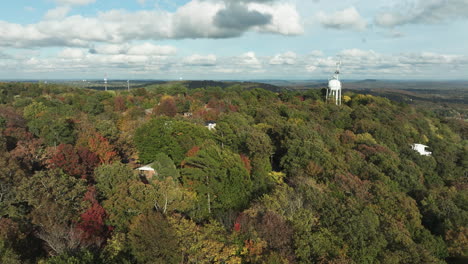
xmin=88 ymin=132 xmax=118 ymax=164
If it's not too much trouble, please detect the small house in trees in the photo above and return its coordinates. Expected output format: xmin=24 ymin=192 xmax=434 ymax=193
xmin=136 ymin=164 xmax=157 ymax=179
xmin=411 ymin=144 xmax=432 ymax=156
xmin=205 ymin=121 xmax=217 ymax=131
xmin=144 ymin=108 xmax=154 ymax=115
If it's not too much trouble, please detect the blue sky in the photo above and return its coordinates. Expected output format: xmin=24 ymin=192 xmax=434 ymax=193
xmin=0 ymin=0 xmax=467 ymax=80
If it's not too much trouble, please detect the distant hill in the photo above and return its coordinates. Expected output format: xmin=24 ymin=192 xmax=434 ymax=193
xmin=184 ymin=80 xmax=283 ymax=92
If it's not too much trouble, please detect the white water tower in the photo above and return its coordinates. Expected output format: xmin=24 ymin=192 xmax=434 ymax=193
xmin=327 ymin=61 xmax=342 ymax=105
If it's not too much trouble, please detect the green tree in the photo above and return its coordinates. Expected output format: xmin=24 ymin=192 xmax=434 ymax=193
xmin=94 ymin=162 xmax=138 ymax=200
xmin=128 ymin=212 xmax=181 ymax=264
xmin=83 ymin=96 xmax=104 ymax=115
xmin=151 ymin=153 xmax=179 ymax=180
xmin=150 ymin=153 xmax=195 ymax=214
xmin=28 ymin=116 xmax=76 ymax=147
xmin=0 ymin=148 xmax=26 ymax=218
xmin=182 ymin=144 xmax=252 ymax=220
xmin=169 ymin=215 xmax=241 ymax=264
xmin=103 ymin=180 xmax=157 ymax=231
xmin=134 ymin=117 xmax=212 ymax=164
xmin=42 ymin=250 xmax=97 ymax=264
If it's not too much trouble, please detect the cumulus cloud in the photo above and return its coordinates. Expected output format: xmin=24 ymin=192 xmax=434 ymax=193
xmin=236 ymin=51 xmax=262 ymax=68
xmin=0 ymin=0 xmax=302 ymax=49
xmin=183 ymin=54 xmax=217 ymax=66
xmin=250 ymin=2 xmax=303 ymax=35
xmin=269 ymin=51 xmax=297 ymax=65
xmin=399 ymin=52 xmax=468 ymax=65
xmin=89 ymin=44 xmax=126 ymax=55
xmin=317 ymin=7 xmax=367 ymax=31
xmin=3 ymin=48 xmax=467 ymax=79
xmin=375 ymin=0 xmax=468 ymax=27
xmin=44 ymin=43 xmax=177 ymax=73
xmin=214 ymin=3 xmax=272 ymax=33
xmin=302 ymin=48 xmax=468 ymax=77
xmin=208 ymin=51 xmax=264 ymax=74
xmin=340 ymin=49 xmax=468 ymax=75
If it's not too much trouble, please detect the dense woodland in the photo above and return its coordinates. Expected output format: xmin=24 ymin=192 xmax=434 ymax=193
xmin=0 ymin=82 xmax=466 ymax=264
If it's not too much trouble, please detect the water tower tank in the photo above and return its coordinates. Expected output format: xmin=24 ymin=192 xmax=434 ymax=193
xmin=328 ymin=79 xmax=341 ymax=91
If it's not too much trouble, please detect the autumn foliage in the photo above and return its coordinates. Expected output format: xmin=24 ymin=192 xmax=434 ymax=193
xmin=87 ymin=132 xmax=117 ymax=164
xmin=77 ymin=187 xmax=111 ymax=247
xmin=155 ymin=95 xmax=177 ymax=117
xmin=47 ymin=144 xmax=99 ymax=180
xmin=0 ymin=82 xmax=465 ymax=263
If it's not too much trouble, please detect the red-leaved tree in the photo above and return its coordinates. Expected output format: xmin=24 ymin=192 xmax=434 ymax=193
xmin=77 ymin=187 xmax=111 ymax=248
xmin=47 ymin=144 xmax=99 ymax=181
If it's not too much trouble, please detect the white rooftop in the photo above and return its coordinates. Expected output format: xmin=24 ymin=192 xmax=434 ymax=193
xmin=411 ymin=144 xmax=432 ymax=156
xmin=137 ymin=165 xmax=155 ymax=171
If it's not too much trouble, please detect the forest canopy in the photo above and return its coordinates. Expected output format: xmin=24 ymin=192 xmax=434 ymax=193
xmin=0 ymin=81 xmax=466 ymax=264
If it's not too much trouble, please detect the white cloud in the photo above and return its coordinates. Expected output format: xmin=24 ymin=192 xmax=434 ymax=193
xmin=96 ymin=54 xmax=150 ymax=64
xmin=306 ymin=65 xmax=317 ymax=72
xmin=399 ymin=52 xmax=467 ymax=65
xmin=127 ymin=43 xmax=177 ymax=56
xmin=375 ymin=0 xmax=468 ymax=27
xmin=90 ymin=44 xmax=127 ymax=55
xmin=317 ymin=7 xmax=367 ymax=31
xmin=47 ymin=48 xmax=462 ymax=78
xmin=213 ymin=68 xmax=242 ymax=74
xmin=250 ymin=2 xmax=303 ymax=35
xmin=340 ymin=49 xmax=379 ymax=58
xmin=0 ymin=0 xmax=303 ymax=49
xmin=183 ymin=54 xmax=217 ymax=66
xmin=302 ymin=49 xmax=468 ymax=78
xmin=44 ymin=6 xmax=71 ymax=20
xmin=3 ymin=46 xmax=467 ymax=79
xmin=236 ymin=51 xmax=262 ymax=68
xmin=269 ymin=51 xmax=297 ymax=65
xmin=58 ymin=48 xmax=86 ymax=59
xmin=89 ymin=43 xmax=176 ymax=57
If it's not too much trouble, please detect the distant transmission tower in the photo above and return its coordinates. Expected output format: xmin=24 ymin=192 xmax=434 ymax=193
xmin=326 ymin=61 xmax=342 ymax=105
xmin=104 ymin=74 xmax=108 ymax=91
xmin=127 ymin=80 xmax=130 ymax=92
